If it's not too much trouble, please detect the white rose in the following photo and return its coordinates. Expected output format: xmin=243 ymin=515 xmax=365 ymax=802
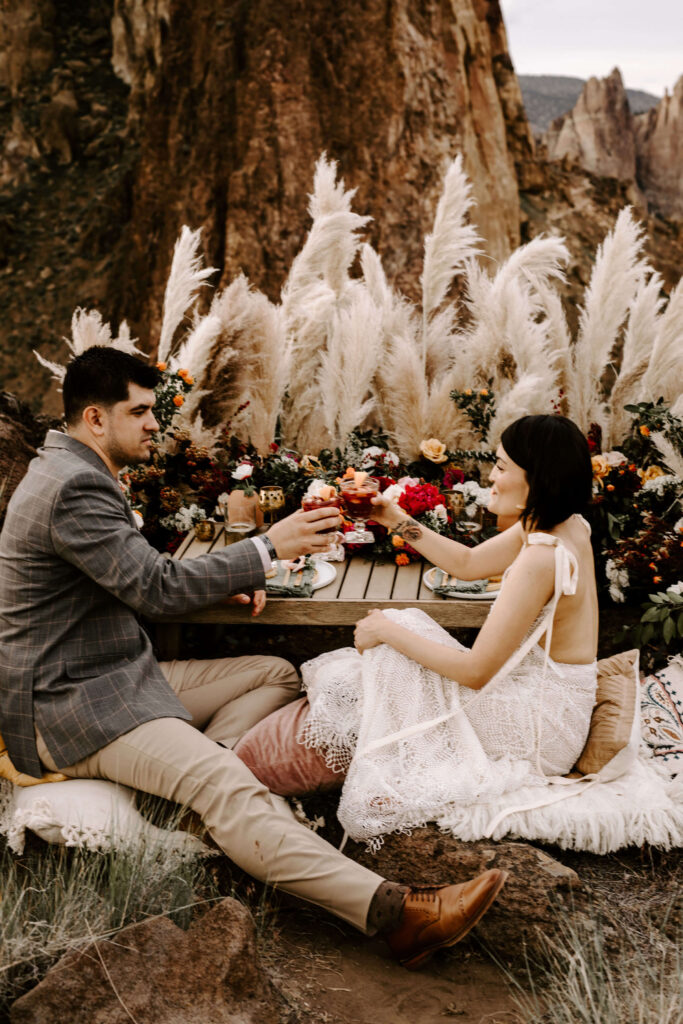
xmin=132 ymin=509 xmax=144 ymax=529
xmin=360 ymin=446 xmax=399 ymax=469
xmin=604 ymin=450 xmax=627 ymax=468
xmin=433 ymin=503 xmax=448 ymax=522
xmin=232 ymin=463 xmax=253 ymax=481
xmin=305 ymin=478 xmax=329 ymax=498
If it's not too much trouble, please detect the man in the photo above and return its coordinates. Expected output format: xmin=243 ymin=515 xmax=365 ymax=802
xmin=0 ymin=346 xmax=507 ymax=969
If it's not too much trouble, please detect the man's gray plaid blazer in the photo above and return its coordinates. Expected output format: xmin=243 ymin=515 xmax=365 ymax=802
xmin=0 ymin=431 xmax=265 ymax=777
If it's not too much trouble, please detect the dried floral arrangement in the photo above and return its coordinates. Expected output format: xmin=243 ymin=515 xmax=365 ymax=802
xmin=34 ymin=154 xmax=683 ymax=660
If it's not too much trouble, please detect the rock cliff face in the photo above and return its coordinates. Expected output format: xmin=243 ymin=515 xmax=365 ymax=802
xmin=635 ymin=76 xmax=683 ymax=221
xmin=0 ymin=0 xmax=681 ymax=415
xmin=113 ymin=0 xmax=534 ymax=337
xmin=545 ymin=68 xmax=683 ymax=220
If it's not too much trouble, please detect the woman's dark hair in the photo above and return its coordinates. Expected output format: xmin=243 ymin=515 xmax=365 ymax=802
xmin=62 ymin=347 xmax=161 ymax=426
xmin=500 ymin=414 xmax=592 ymax=530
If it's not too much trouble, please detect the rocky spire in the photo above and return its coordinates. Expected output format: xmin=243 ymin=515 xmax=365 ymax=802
xmin=544 ymin=67 xmax=637 ymax=181
xmin=635 ymin=75 xmax=683 ymax=221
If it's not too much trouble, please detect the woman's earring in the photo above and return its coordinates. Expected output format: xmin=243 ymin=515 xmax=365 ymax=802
xmin=515 ymin=504 xmax=525 ymax=510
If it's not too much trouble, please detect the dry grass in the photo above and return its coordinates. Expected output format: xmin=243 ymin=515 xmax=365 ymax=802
xmin=0 ymin=801 xmax=219 ymax=1015
xmin=503 ymin=848 xmax=683 ymax=1024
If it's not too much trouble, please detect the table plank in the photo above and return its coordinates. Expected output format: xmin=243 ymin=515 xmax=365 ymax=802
xmin=364 ymin=561 xmax=398 ymax=602
xmin=390 ymin=560 xmax=424 ymax=600
xmin=337 ymin=557 xmax=373 ymax=599
xmin=311 ymin=559 xmax=347 ymax=600
xmin=417 ymin=567 xmax=434 ymax=601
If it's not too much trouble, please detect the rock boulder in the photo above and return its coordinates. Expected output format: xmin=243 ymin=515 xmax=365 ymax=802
xmin=346 ymin=828 xmax=582 ymax=966
xmin=10 ymin=898 xmax=285 ymax=1024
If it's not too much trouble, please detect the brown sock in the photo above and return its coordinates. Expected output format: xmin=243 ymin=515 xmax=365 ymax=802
xmin=366 ymin=880 xmax=410 ymax=936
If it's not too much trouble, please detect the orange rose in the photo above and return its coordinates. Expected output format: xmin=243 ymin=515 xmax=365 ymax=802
xmin=156 ymin=361 xmax=167 ymax=371
xmin=173 ymin=394 xmax=184 ymax=407
xmin=395 ymin=553 xmax=410 ymax=566
xmin=606 ymin=484 xmax=615 ymax=492
xmin=392 ymin=535 xmax=405 ymax=549
xmin=639 ymin=425 xmax=650 ymax=436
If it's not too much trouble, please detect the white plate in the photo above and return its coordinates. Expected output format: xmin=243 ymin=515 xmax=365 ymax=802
xmin=268 ymin=559 xmax=337 ymax=592
xmin=422 ymin=567 xmax=499 ymax=601
xmin=310 ymin=558 xmax=338 ymax=591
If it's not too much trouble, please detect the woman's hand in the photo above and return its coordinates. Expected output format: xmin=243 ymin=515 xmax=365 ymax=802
xmin=354 ymin=609 xmax=391 ymax=653
xmin=369 ymin=493 xmax=402 ymax=530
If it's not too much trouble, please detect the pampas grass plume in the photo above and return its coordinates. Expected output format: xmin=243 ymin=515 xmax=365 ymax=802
xmin=157 ymin=227 xmax=217 ymax=364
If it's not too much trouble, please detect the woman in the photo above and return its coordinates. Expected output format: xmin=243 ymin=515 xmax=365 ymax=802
xmin=235 ymin=414 xmax=599 ymax=847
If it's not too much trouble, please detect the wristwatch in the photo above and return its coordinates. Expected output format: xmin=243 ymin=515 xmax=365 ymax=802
xmin=260 ymin=534 xmax=277 ymax=561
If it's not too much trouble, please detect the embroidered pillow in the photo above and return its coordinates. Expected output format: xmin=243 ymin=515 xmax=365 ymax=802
xmin=640 ymin=657 xmax=683 ymax=768
xmin=575 ymin=649 xmax=640 ymax=777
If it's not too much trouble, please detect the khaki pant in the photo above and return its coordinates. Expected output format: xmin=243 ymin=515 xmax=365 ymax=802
xmin=37 ymin=654 xmax=382 ymax=931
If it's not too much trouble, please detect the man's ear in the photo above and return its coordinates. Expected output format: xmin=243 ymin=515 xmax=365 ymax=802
xmin=81 ymin=404 xmax=106 ymax=435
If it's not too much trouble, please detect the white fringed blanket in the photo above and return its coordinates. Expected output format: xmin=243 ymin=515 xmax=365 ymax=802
xmin=302 ymin=608 xmax=683 ymax=854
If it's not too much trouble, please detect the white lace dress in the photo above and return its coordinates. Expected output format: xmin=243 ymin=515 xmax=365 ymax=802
xmin=299 ymin=531 xmax=598 ymax=848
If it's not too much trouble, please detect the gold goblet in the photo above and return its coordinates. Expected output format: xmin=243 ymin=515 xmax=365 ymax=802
xmin=193 ymin=519 xmax=215 ymax=542
xmin=259 ymin=485 xmax=285 ymax=525
xmin=443 ymin=489 xmax=465 ymax=519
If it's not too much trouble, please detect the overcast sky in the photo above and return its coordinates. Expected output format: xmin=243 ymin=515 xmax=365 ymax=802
xmin=499 ymin=0 xmax=683 ymax=97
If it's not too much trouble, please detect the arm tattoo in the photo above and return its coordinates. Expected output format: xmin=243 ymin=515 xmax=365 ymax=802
xmin=395 ymin=518 xmax=423 ymax=542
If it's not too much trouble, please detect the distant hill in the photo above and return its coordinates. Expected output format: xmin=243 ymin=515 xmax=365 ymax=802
xmin=518 ymin=75 xmax=661 ymax=134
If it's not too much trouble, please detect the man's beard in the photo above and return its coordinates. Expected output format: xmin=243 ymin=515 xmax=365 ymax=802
xmin=106 ymin=437 xmax=151 ymax=471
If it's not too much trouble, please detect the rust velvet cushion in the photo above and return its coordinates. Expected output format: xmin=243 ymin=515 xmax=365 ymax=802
xmin=233 ymin=696 xmax=344 ymax=796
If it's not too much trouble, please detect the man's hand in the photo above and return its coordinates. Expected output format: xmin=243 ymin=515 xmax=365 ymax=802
xmin=223 ymin=590 xmax=266 ymax=616
xmin=266 ymin=508 xmax=342 ymax=560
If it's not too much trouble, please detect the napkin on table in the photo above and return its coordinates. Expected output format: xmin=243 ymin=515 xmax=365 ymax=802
xmin=265 ymin=557 xmax=316 ymax=598
xmin=432 ymin=568 xmax=491 ymax=597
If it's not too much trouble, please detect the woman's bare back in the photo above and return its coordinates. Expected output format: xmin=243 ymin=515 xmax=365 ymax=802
xmin=537 ymin=514 xmax=598 ymax=665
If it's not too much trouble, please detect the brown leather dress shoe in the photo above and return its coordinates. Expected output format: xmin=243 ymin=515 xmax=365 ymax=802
xmin=384 ymin=868 xmax=508 ymax=970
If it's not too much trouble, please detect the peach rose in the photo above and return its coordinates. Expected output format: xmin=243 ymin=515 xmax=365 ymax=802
xmin=639 ymin=464 xmax=666 ymax=484
xmin=591 ymin=454 xmax=609 ymax=484
xmin=419 ymin=438 xmax=448 ymax=464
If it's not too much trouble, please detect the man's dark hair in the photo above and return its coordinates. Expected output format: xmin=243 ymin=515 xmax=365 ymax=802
xmin=500 ymin=414 xmax=593 ymax=531
xmin=62 ymin=347 xmax=161 ymax=426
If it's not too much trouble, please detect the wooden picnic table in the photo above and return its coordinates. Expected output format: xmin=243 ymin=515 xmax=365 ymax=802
xmin=151 ymin=525 xmax=491 ymax=658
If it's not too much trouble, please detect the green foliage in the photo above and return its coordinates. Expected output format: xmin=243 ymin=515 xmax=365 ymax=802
xmin=621 ymin=398 xmax=683 ymax=466
xmin=153 ymin=368 xmax=195 ymax=432
xmin=635 ymin=586 xmax=683 ymax=649
xmin=450 ymin=381 xmax=496 ymax=441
